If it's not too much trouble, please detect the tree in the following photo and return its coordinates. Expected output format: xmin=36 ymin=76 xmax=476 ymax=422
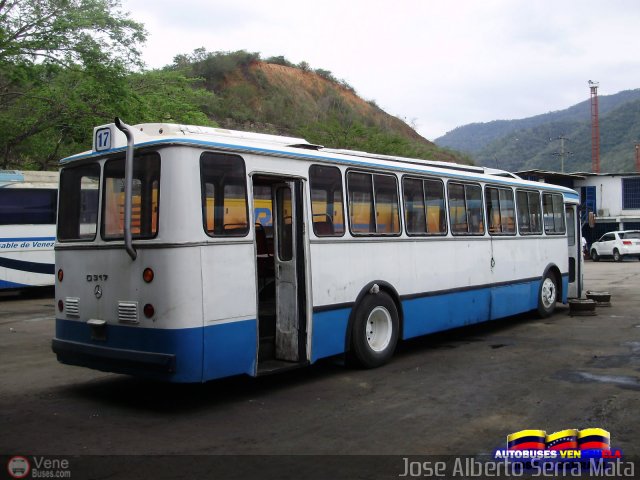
xmin=0 ymin=0 xmax=146 ymax=68
xmin=0 ymin=0 xmax=150 ymax=168
xmin=0 ymin=65 xmax=217 ymax=169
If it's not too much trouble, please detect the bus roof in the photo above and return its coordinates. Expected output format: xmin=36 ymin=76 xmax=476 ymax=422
xmin=60 ymin=122 xmax=578 ymax=201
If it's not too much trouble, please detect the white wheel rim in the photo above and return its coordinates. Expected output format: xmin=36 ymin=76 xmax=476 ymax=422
xmin=541 ymin=278 xmax=556 ymax=309
xmin=366 ymin=306 xmax=392 ymax=352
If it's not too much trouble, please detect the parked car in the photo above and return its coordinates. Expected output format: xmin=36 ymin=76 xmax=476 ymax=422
xmin=590 ymin=230 xmax=640 ymax=262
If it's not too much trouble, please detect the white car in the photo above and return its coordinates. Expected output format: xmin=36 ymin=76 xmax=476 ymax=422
xmin=590 ymin=230 xmax=640 ymax=262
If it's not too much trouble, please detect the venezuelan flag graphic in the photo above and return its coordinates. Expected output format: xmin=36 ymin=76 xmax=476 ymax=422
xmin=507 ymin=430 xmax=546 ymax=450
xmin=578 ymin=428 xmax=610 ymax=450
xmin=546 ymin=429 xmax=578 ymax=450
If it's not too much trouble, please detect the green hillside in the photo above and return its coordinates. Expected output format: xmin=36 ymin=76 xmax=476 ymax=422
xmin=0 ymin=0 xmax=470 ymax=173
xmin=434 ymin=89 xmax=640 ymax=173
xmin=170 ymin=50 xmax=470 ymax=165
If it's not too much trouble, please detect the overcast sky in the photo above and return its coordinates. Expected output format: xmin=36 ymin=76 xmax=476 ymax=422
xmin=121 ymin=0 xmax=640 ymax=141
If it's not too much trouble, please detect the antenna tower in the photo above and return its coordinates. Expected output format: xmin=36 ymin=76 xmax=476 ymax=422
xmin=589 ymin=80 xmax=600 ymax=173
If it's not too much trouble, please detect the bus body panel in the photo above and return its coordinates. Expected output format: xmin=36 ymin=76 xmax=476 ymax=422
xmin=54 ymin=247 xmax=206 ymax=381
xmin=1 ymin=170 xmax=57 ymax=289
xmin=52 ymin=123 xmax=582 ymax=382
xmin=0 ymin=224 xmax=55 ymax=288
xmin=201 ymin=243 xmax=258 ymax=379
xmin=308 ymin=235 xmax=569 ymax=361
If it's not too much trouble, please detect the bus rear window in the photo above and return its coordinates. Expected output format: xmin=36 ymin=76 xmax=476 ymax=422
xmin=102 ymin=153 xmax=160 ymax=240
xmin=200 ymin=153 xmax=249 ymax=237
xmin=58 ymin=164 xmax=100 ymax=241
xmin=0 ymin=189 xmax=57 ymax=225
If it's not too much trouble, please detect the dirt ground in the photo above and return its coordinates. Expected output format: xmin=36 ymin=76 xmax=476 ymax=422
xmin=1 ymin=261 xmax=638 ymax=478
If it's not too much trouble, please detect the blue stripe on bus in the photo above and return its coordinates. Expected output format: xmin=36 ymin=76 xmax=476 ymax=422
xmin=55 ymin=318 xmax=256 ymax=382
xmin=203 ymin=319 xmax=257 ymax=380
xmin=55 ymin=276 xmax=570 ymax=379
xmin=0 ymin=256 xmax=55 ymax=275
xmin=0 ymin=237 xmax=56 ymax=242
xmin=311 ymin=307 xmax=351 ymax=362
xmin=0 ymin=279 xmax=27 ymax=289
xmin=311 ymin=276 xmax=569 ymax=362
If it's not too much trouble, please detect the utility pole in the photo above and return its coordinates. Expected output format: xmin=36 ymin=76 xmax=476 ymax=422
xmin=551 ymin=135 xmax=573 ymax=172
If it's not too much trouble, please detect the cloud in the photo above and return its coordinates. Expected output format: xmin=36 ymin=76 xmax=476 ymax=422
xmin=122 ymin=0 xmax=640 ymax=140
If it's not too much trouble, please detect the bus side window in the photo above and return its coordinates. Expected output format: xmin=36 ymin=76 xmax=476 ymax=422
xmin=0 ymin=188 xmax=57 ymax=225
xmin=543 ymin=193 xmax=566 ymax=234
xmin=486 ymin=186 xmax=516 ymax=235
xmin=448 ymin=182 xmax=484 ymax=235
xmin=374 ymin=174 xmax=400 ymax=235
xmin=309 ymin=165 xmax=345 ymax=237
xmin=403 ymin=177 xmax=426 ymax=234
xmin=516 ymin=190 xmax=543 ymax=235
xmin=403 ymin=177 xmax=447 ymax=236
xmin=347 ymin=171 xmax=400 ymax=236
xmin=347 ymin=172 xmax=375 ymax=234
xmin=200 ymin=152 xmax=249 ymax=237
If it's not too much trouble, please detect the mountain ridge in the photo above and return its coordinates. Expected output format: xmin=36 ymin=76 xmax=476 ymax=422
xmin=434 ymin=89 xmax=640 ymax=172
xmin=173 ymin=50 xmax=471 ymax=165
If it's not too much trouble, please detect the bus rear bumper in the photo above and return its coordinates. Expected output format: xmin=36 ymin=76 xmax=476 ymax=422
xmin=52 ymin=338 xmax=176 ymax=373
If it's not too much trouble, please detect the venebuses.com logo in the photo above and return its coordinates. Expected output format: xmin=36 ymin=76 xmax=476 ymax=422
xmin=6 ymin=456 xmax=71 ymax=479
xmin=7 ymin=456 xmax=30 ymax=479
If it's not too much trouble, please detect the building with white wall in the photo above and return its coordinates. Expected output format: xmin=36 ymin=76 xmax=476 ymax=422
xmin=516 ymin=170 xmax=640 ymax=245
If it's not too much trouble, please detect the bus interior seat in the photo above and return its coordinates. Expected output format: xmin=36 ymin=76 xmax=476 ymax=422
xmin=223 ymin=223 xmax=248 ymax=235
xmin=255 ymin=223 xmax=275 ymax=288
xmin=313 ymin=220 xmax=334 ymax=236
xmin=255 ymin=223 xmax=269 ymax=255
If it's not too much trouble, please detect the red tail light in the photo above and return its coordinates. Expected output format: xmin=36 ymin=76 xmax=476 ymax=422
xmin=58 ymin=300 xmax=63 ymax=312
xmin=623 ymin=240 xmax=632 ymax=245
xmin=57 ymin=269 xmax=63 ymax=282
xmin=143 ymin=304 xmax=155 ymax=318
xmin=143 ymin=268 xmax=154 ymax=283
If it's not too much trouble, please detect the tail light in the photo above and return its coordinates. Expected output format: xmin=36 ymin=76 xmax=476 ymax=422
xmin=622 ymin=240 xmax=632 ymax=245
xmin=57 ymin=269 xmax=63 ymax=282
xmin=143 ymin=268 xmax=154 ymax=283
xmin=143 ymin=304 xmax=155 ymax=318
xmin=58 ymin=300 xmax=63 ymax=312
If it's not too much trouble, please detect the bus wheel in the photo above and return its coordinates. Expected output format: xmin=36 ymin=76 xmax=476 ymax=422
xmin=350 ymin=292 xmax=399 ymax=368
xmin=537 ymin=273 xmax=558 ymax=318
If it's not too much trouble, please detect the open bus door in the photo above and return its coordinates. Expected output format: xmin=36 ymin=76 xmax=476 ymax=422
xmin=253 ymin=176 xmax=308 ymax=373
xmin=566 ymin=204 xmax=582 ymax=298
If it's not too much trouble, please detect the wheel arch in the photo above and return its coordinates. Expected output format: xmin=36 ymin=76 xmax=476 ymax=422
xmin=344 ymin=280 xmax=403 ymax=353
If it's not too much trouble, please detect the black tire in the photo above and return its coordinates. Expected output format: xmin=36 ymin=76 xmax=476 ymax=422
xmin=537 ymin=272 xmax=558 ymax=318
xmin=591 ymin=249 xmax=599 ymax=262
xmin=349 ymin=291 xmax=399 ymax=368
xmin=613 ymin=249 xmax=622 ymax=262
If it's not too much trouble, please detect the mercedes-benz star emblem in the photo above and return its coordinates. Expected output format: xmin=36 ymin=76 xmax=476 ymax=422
xmin=94 ymin=285 xmax=103 ymax=299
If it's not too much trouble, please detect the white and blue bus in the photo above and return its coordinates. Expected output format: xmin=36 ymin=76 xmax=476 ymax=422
xmin=0 ymin=170 xmax=58 ymax=290
xmin=52 ymin=120 xmax=583 ymax=382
